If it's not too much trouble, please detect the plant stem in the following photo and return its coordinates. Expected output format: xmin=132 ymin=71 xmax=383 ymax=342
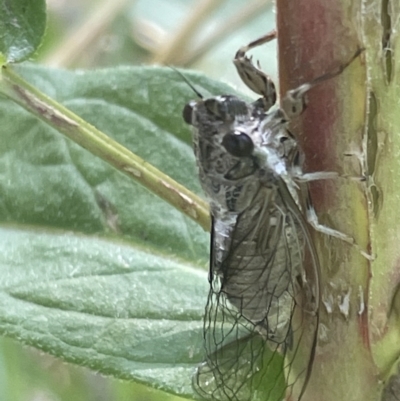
xmin=0 ymin=65 xmax=211 ymax=231
xmin=276 ymin=0 xmax=382 ymax=400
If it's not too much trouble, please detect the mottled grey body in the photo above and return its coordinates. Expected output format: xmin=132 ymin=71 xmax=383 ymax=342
xmin=190 ymin=96 xmax=305 ymax=343
xmin=183 ymin=32 xmax=361 ymax=401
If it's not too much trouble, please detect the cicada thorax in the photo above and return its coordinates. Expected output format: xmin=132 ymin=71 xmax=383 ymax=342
xmin=191 ymin=97 xmax=260 ymax=213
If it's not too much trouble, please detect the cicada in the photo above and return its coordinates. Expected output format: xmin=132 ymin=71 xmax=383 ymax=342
xmin=183 ymin=32 xmax=363 ymax=401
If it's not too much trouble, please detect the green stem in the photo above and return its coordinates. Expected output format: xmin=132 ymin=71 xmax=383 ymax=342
xmin=0 ymin=65 xmax=210 ymax=231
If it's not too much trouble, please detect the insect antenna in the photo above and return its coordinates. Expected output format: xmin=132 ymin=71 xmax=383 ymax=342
xmin=169 ymin=66 xmax=203 ymax=99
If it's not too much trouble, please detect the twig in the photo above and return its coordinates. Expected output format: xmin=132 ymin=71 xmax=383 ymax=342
xmin=178 ymin=0 xmax=271 ymax=66
xmin=0 ymin=65 xmax=211 ymax=231
xmin=151 ymin=0 xmax=226 ymax=65
xmin=44 ymin=0 xmax=131 ymax=67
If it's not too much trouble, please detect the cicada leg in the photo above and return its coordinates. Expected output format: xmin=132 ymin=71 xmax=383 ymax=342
xmin=233 ymin=30 xmax=277 ymax=111
xmin=282 ymin=47 xmax=371 ymax=259
xmin=281 ymin=47 xmax=364 ymax=119
xmin=234 ymin=32 xmax=363 ymax=120
xmin=291 ymin=171 xmax=372 ymax=259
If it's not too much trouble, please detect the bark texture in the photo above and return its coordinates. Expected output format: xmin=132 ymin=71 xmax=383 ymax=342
xmin=276 ymin=1 xmax=400 ymax=400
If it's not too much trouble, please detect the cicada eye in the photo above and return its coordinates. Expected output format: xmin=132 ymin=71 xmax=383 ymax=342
xmin=222 ymin=132 xmax=254 ymax=157
xmin=183 ymin=101 xmax=196 ymax=125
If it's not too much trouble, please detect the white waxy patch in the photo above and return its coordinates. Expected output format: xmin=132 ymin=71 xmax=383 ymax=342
xmin=338 ymin=289 xmax=352 ymax=319
xmin=124 ymin=166 xmax=141 ymax=177
xmin=323 ymin=293 xmax=334 ymax=314
xmin=358 ymin=285 xmax=365 ymax=316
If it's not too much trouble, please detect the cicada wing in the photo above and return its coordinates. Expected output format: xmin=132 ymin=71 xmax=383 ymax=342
xmin=194 ymin=212 xmax=287 ymax=401
xmin=276 ymin=180 xmax=321 ymax=401
xmin=193 ymin=331 xmax=286 ymax=401
xmin=194 ymin=184 xmax=320 ymax=401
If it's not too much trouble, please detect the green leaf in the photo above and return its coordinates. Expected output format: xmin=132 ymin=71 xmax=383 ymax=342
xmin=0 ymin=64 xmax=246 ymax=398
xmin=0 ymin=0 xmax=46 ymax=63
xmin=0 ymin=227 xmax=208 ymax=398
xmin=1 ymin=64 xmax=230 ymax=262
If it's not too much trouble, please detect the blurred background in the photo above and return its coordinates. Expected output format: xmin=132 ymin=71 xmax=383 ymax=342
xmin=1 ymin=0 xmax=276 ymax=400
xmin=40 ymin=0 xmax=277 ymax=96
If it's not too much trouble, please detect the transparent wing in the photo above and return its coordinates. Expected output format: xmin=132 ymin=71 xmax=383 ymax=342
xmin=193 ymin=333 xmax=286 ymax=401
xmin=194 ymin=182 xmax=320 ymax=401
